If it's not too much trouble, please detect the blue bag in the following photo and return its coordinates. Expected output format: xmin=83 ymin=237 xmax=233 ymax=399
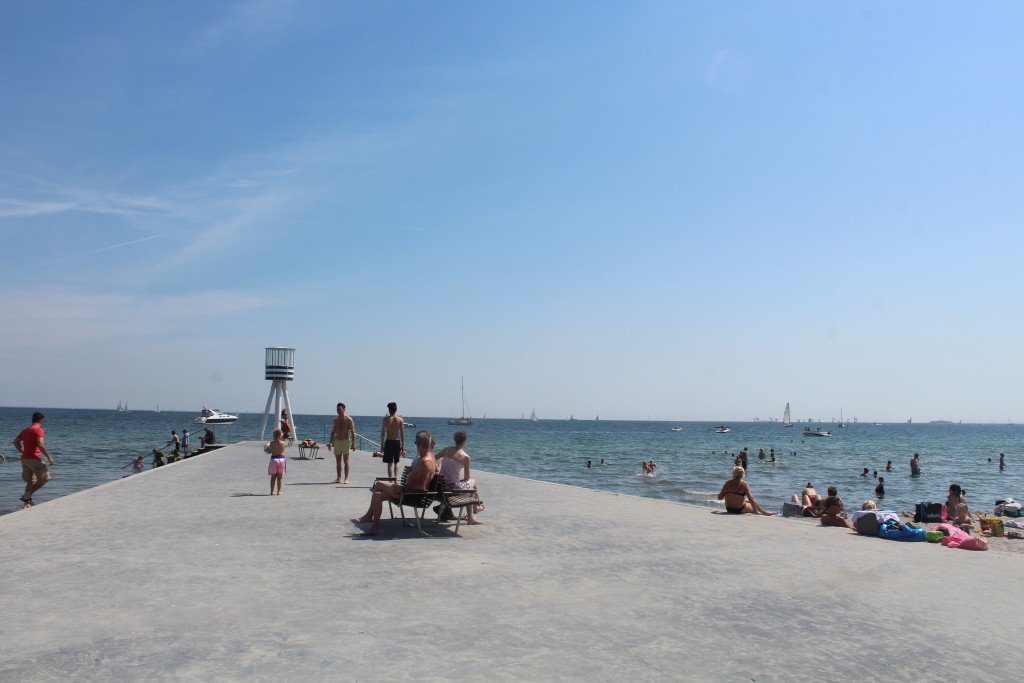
xmin=879 ymin=519 xmax=927 ymax=542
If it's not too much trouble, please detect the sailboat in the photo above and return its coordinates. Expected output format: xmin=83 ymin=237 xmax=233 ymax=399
xmin=447 ymin=378 xmax=473 ymax=426
xmin=783 ymin=403 xmax=793 ymax=427
xmin=530 ymin=409 xmax=538 ymax=422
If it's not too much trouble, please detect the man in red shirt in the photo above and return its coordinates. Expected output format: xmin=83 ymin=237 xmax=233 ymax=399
xmin=12 ymin=411 xmax=54 ymax=509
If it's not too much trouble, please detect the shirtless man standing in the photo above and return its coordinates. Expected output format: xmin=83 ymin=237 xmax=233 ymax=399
xmin=330 ymin=403 xmax=356 ymax=484
xmin=379 ymin=402 xmax=405 ymax=480
xmin=353 ymin=430 xmax=436 ymax=536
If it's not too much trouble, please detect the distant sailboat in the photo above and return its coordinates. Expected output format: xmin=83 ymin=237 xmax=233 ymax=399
xmin=530 ymin=409 xmax=538 ymax=422
xmin=782 ymin=403 xmax=793 ymax=427
xmin=596 ymin=415 xmax=599 ymax=421
xmin=448 ymin=377 xmax=473 ymax=426
xmin=155 ymin=405 xmax=160 ymax=413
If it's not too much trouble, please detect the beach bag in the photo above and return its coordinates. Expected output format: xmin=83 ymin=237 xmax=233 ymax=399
xmin=879 ymin=519 xmax=926 ymax=542
xmin=781 ymin=502 xmax=804 ymax=518
xmin=914 ymin=502 xmax=943 ymax=523
xmin=854 ymin=512 xmax=882 ymax=536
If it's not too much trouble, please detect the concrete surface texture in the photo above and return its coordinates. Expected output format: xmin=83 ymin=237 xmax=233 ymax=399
xmin=1 ymin=441 xmax=1022 ymax=682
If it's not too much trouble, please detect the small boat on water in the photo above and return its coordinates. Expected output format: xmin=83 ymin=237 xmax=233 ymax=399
xmin=530 ymin=409 xmax=538 ymax=422
xmin=715 ymin=425 xmax=731 ymax=433
xmin=803 ymin=426 xmax=832 ymax=437
xmin=669 ymin=426 xmax=683 ymax=432
xmin=782 ymin=402 xmax=793 ymax=427
xmin=194 ymin=407 xmax=239 ymax=425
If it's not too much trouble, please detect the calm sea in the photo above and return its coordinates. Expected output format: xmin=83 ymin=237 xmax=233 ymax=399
xmin=1 ymin=407 xmax=1021 ymax=517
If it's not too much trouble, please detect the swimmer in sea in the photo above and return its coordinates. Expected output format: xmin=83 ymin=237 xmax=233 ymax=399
xmin=885 ymin=460 xmax=893 ymax=472
xmin=910 ymin=453 xmax=921 ymax=476
xmin=642 ymin=461 xmax=654 ymax=475
xmin=586 ymin=460 xmax=592 ymax=468
xmin=860 ymin=467 xmax=869 ymax=477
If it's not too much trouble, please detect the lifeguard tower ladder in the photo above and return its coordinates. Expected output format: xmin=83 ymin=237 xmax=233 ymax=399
xmin=259 ymin=347 xmax=297 ymax=441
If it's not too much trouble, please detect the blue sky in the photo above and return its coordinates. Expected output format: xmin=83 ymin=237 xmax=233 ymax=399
xmin=1 ymin=1 xmax=1022 ymax=422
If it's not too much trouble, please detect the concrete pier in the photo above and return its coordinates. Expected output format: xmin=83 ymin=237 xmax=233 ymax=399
xmin=2 ymin=441 xmax=1021 ymax=682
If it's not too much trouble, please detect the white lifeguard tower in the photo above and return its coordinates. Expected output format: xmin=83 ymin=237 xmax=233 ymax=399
xmin=259 ymin=347 xmax=297 ymax=441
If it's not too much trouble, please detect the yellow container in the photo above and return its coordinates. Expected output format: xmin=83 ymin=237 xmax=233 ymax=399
xmin=988 ymin=518 xmax=1005 ymax=537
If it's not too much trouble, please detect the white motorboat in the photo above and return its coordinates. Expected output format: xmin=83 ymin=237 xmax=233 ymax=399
xmin=669 ymin=426 xmax=683 ymax=432
xmin=194 ymin=407 xmax=239 ymax=425
xmin=715 ymin=425 xmax=731 ymax=433
xmin=803 ymin=426 xmax=832 ymax=437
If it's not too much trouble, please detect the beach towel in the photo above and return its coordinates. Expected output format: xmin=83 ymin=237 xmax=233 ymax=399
xmin=931 ymin=523 xmax=986 ymax=549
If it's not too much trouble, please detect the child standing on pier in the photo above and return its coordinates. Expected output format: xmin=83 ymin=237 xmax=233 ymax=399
xmin=268 ymin=429 xmax=287 ymax=495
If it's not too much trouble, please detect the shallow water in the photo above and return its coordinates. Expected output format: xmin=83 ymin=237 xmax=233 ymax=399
xmin=1 ymin=408 xmax=1020 ymax=516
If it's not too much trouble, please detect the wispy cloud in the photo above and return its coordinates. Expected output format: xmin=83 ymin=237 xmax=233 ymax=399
xmin=198 ymin=0 xmax=312 ymax=50
xmin=0 ymin=199 xmax=78 ymax=218
xmin=705 ymin=49 xmax=747 ymax=93
xmin=48 ymin=235 xmax=163 ymax=264
xmin=0 ymin=286 xmax=275 ymax=350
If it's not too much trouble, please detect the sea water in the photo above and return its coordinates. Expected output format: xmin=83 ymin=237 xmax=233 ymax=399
xmin=1 ymin=407 xmax=1021 ymax=517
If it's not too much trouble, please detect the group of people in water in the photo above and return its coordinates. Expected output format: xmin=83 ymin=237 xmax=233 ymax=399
xmin=145 ymin=427 xmax=216 ymax=469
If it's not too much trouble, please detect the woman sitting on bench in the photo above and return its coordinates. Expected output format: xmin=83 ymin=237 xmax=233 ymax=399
xmin=434 ymin=430 xmax=484 ymax=525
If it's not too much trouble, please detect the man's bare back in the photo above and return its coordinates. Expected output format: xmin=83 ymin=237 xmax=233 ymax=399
xmin=382 ymin=414 xmax=404 ymax=441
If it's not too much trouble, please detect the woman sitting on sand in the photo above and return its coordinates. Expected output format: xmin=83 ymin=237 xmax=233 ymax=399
xmin=717 ymin=466 xmax=772 ymax=516
xmin=820 ymin=486 xmax=851 ymax=528
xmin=946 ymin=483 xmax=973 ymax=531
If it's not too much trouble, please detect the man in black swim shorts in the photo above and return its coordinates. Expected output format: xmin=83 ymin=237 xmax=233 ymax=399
xmin=380 ymin=402 xmax=405 ymax=480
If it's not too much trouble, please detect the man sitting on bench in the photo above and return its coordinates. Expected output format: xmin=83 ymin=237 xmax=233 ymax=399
xmin=352 ymin=430 xmax=436 ymax=536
